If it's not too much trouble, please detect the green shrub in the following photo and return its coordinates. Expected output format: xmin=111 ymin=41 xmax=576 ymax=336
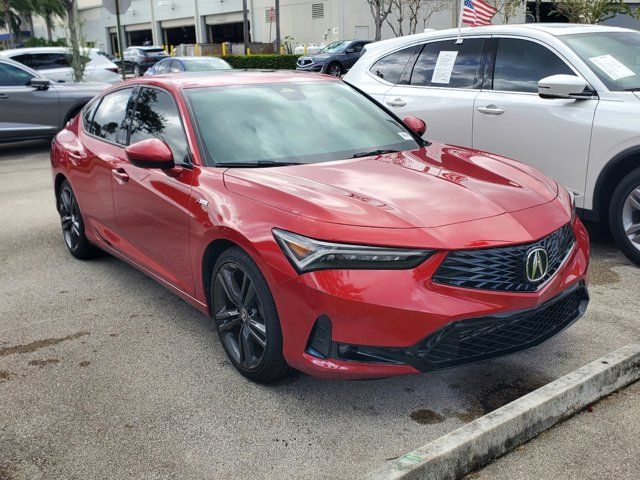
xmin=23 ymin=37 xmax=66 ymax=48
xmin=221 ymin=54 xmax=301 ymax=70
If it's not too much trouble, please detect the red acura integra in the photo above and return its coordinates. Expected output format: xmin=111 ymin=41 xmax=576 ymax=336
xmin=51 ymin=72 xmax=589 ymax=382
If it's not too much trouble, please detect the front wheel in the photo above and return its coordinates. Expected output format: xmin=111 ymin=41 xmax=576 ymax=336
xmin=211 ymin=247 xmax=290 ymax=383
xmin=609 ymin=167 xmax=640 ymax=266
xmin=57 ymin=180 xmax=99 ymax=259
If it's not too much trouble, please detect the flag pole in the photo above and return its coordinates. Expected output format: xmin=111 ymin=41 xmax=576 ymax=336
xmin=456 ymin=0 xmax=464 ymax=44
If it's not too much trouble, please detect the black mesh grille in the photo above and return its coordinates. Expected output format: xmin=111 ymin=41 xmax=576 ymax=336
xmin=415 ymin=286 xmax=587 ymax=370
xmin=433 ymin=223 xmax=575 ymax=292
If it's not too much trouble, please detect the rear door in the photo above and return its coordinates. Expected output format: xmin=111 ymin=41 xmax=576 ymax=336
xmin=0 ymin=62 xmax=59 ymax=141
xmin=111 ymin=86 xmax=195 ymax=295
xmin=472 ymin=37 xmax=597 ymax=201
xmin=382 ymin=37 xmax=489 ymax=145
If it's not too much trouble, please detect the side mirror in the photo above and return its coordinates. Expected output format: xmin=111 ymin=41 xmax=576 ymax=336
xmin=125 ymin=138 xmax=174 ymax=169
xmin=403 ymin=116 xmax=427 ymax=137
xmin=28 ymin=78 xmax=51 ymax=90
xmin=538 ymin=75 xmax=591 ymax=100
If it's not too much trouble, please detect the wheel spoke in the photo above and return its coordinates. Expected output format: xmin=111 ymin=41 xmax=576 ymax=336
xmin=240 ymin=324 xmax=255 ymax=367
xmin=60 ymin=189 xmax=71 ymax=212
xmin=626 ymin=223 xmax=640 ymax=236
xmin=243 ymin=282 xmax=257 ymax=307
xmin=248 ymin=319 xmax=266 ymax=348
xmin=219 ymin=266 xmax=243 ymax=306
xmin=60 ymin=215 xmax=72 ymax=230
xmin=629 ymin=190 xmax=640 ymax=212
xmin=215 ymin=307 xmax=240 ymax=320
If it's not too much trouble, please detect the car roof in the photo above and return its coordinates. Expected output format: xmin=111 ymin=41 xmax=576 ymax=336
xmin=364 ymin=23 xmax=635 ymax=54
xmin=126 ymin=70 xmax=339 ymax=90
xmin=0 ymin=46 xmax=67 ymax=56
xmin=129 ymin=46 xmax=164 ymax=50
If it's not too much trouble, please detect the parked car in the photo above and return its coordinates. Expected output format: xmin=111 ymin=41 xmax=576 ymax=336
xmin=296 ymin=40 xmax=371 ymax=76
xmin=0 ymin=46 xmax=121 ymax=84
xmin=144 ymin=56 xmax=232 ymax=76
xmin=345 ymin=23 xmax=640 ymax=266
xmin=122 ymin=46 xmax=169 ymax=76
xmin=50 ymin=71 xmax=588 ymax=382
xmin=0 ymin=57 xmax=108 ymax=142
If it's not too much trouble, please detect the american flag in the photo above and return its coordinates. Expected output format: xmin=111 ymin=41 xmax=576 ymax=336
xmin=462 ymin=0 xmax=497 ymax=27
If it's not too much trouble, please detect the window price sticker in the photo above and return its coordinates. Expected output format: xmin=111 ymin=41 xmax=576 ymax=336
xmin=589 ymin=55 xmax=635 ymax=80
xmin=431 ymin=51 xmax=458 ymax=84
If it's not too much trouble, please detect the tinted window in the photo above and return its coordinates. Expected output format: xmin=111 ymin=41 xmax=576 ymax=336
xmin=156 ymin=59 xmax=171 ymax=74
xmin=91 ymin=88 xmax=134 ymax=143
xmin=411 ymin=39 xmax=485 ymax=89
xmin=350 ymin=42 xmax=365 ymax=53
xmin=169 ymin=61 xmax=182 ymax=73
xmin=0 ymin=62 xmax=34 ymax=86
xmin=370 ymin=45 xmax=419 ymax=85
xmin=129 ymin=87 xmax=190 ymax=164
xmin=14 ymin=53 xmax=70 ymax=70
xmin=82 ymin=99 xmax=99 ymax=132
xmin=493 ymin=39 xmax=574 ymax=93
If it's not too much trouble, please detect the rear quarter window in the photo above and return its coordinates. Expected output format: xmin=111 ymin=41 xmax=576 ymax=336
xmin=370 ymin=45 xmax=421 ymax=85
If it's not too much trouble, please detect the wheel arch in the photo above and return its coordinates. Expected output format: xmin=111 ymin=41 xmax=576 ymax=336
xmin=201 ymin=238 xmax=241 ymax=316
xmin=53 ymin=172 xmax=68 ymax=205
xmin=63 ymin=100 xmax=88 ymax=125
xmin=591 ymin=146 xmax=640 ymax=223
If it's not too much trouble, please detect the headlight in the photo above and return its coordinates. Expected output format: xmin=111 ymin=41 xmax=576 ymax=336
xmin=273 ymin=229 xmax=433 ymax=273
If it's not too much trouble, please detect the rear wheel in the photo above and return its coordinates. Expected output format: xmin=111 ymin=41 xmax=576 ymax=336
xmin=211 ymin=247 xmax=290 ymax=383
xmin=57 ymin=180 xmax=99 ymax=259
xmin=609 ymin=167 xmax=640 ymax=266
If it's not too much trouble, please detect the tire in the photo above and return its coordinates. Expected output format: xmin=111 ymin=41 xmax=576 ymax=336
xmin=326 ymin=62 xmax=343 ymax=77
xmin=210 ymin=247 xmax=290 ymax=383
xmin=57 ymin=180 xmax=99 ymax=260
xmin=609 ymin=167 xmax=640 ymax=266
xmin=133 ymin=64 xmax=141 ymax=77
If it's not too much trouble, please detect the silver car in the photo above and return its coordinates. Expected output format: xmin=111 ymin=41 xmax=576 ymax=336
xmin=0 ymin=57 xmax=108 ymax=143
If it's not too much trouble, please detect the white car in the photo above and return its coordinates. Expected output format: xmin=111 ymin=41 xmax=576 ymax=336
xmin=345 ymin=23 xmax=640 ymax=266
xmin=0 ymin=47 xmax=121 ymax=84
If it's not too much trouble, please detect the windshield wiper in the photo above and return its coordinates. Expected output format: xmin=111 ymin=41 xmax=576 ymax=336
xmin=351 ymin=149 xmax=400 ymax=158
xmin=215 ymin=160 xmax=304 ymax=168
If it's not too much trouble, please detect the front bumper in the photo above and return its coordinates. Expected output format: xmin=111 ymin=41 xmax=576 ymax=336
xmin=271 ymin=218 xmax=590 ymax=379
xmin=296 ymin=63 xmax=324 ymax=73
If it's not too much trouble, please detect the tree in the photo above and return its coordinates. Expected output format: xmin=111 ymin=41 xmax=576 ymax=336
xmin=487 ymin=0 xmax=523 ymax=23
xmin=0 ymin=0 xmax=31 ymax=48
xmin=32 ymin=0 xmax=65 ymax=42
xmin=418 ymin=0 xmax=450 ymax=32
xmin=366 ymin=0 xmax=394 ymax=41
xmin=387 ymin=0 xmax=451 ymax=36
xmin=386 ymin=0 xmax=405 ymax=37
xmin=60 ymin=0 xmax=83 ymax=81
xmin=553 ymin=0 xmax=637 ymax=23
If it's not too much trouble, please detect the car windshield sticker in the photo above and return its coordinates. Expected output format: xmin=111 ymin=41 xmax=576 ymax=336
xmin=431 ymin=51 xmax=458 ymax=84
xmin=589 ymin=55 xmax=635 ymax=80
xmin=398 ymin=132 xmax=413 ymax=140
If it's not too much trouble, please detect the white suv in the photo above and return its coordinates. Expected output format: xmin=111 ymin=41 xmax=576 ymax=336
xmin=345 ymin=24 xmax=640 ymax=265
xmin=0 ymin=47 xmax=121 ymax=84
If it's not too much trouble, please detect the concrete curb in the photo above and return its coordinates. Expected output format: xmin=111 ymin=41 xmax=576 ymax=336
xmin=365 ymin=343 xmax=640 ymax=480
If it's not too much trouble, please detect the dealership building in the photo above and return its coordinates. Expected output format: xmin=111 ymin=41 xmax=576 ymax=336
xmin=3 ymin=0 xmax=640 ymax=54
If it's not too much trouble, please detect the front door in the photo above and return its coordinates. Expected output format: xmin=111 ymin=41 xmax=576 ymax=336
xmin=0 ymin=62 xmax=59 ymax=141
xmin=383 ymin=37 xmax=489 ymax=145
xmin=473 ymin=37 xmax=598 ymax=204
xmin=111 ymin=86 xmax=195 ymax=295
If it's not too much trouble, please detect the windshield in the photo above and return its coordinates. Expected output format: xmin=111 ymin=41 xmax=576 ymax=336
xmin=561 ymin=31 xmax=640 ymax=91
xmin=186 ymin=81 xmax=419 ymax=166
xmin=321 ymin=41 xmax=350 ymax=54
xmin=183 ymin=58 xmax=232 ymax=71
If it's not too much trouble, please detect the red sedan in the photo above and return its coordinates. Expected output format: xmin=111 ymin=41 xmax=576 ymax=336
xmin=51 ymin=72 xmax=589 ymax=382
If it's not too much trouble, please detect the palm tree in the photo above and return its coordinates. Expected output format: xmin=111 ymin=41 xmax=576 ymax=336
xmin=1 ymin=0 xmax=32 ymax=47
xmin=32 ymin=0 xmax=65 ymax=42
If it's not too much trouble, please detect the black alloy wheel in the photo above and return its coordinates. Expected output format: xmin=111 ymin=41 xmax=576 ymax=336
xmin=211 ymin=248 xmax=290 ymax=382
xmin=327 ymin=62 xmax=343 ymax=77
xmin=57 ymin=180 xmax=98 ymax=259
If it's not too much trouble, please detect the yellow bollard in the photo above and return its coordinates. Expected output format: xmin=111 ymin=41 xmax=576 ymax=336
xmin=304 ymin=45 xmax=308 ymax=55
xmin=195 ymin=43 xmax=200 ymax=56
xmin=222 ymin=43 xmax=227 ymax=56
xmin=280 ymin=46 xmax=284 ymax=55
xmin=247 ymin=47 xmax=251 ymax=56
xmin=170 ymin=46 xmax=175 ymax=56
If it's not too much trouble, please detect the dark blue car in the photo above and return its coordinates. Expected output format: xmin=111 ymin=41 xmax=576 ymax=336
xmin=296 ymin=40 xmax=370 ymax=77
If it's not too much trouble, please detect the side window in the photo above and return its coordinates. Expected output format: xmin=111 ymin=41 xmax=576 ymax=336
xmin=169 ymin=61 xmax=182 ymax=73
xmin=90 ymin=88 xmax=134 ymax=144
xmin=411 ymin=38 xmax=486 ymax=89
xmin=0 ymin=62 xmax=34 ymax=86
xmin=350 ymin=42 xmax=365 ymax=53
xmin=82 ymin=99 xmax=100 ymax=133
xmin=492 ymin=39 xmax=575 ymax=93
xmin=12 ymin=54 xmax=35 ymax=68
xmin=156 ymin=60 xmax=170 ymax=74
xmin=370 ymin=45 xmax=420 ymax=85
xmin=129 ymin=87 xmax=190 ymax=165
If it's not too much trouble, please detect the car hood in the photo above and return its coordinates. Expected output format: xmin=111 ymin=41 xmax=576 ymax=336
xmin=223 ymin=143 xmax=558 ymax=229
xmin=303 ymin=53 xmax=334 ymax=62
xmin=51 ymin=81 xmax=110 ymax=95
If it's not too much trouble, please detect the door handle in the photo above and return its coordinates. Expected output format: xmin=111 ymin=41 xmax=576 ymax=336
xmin=385 ymin=97 xmax=407 ymax=108
xmin=112 ymin=168 xmax=129 ymax=185
xmin=476 ymin=105 xmax=505 ymax=116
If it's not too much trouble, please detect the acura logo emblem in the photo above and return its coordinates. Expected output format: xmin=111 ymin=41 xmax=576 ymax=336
xmin=525 ymin=248 xmax=549 ymax=283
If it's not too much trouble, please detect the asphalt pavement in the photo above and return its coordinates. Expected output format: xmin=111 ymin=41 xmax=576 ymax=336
xmin=1 ymin=141 xmax=638 ymax=480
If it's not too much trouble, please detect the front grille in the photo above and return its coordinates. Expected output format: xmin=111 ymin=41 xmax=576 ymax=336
xmin=297 ymin=58 xmax=313 ymax=67
xmin=327 ymin=284 xmax=588 ymax=372
xmin=433 ymin=223 xmax=575 ymax=292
